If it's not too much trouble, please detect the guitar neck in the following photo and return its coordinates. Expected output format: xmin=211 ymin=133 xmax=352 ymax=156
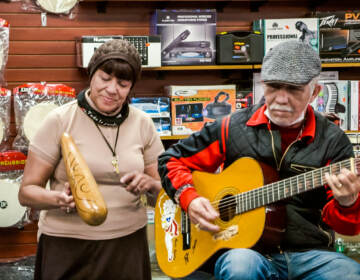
xmin=236 ymin=158 xmax=357 ymax=214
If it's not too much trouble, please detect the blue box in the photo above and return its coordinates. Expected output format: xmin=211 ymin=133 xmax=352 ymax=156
xmin=131 ymin=97 xmax=170 ymax=118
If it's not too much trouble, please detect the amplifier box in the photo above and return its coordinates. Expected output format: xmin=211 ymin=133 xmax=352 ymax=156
xmin=216 ymin=31 xmax=264 ymax=64
xmin=319 ymin=28 xmax=360 ymax=63
xmin=315 ymin=11 xmax=360 ymax=29
xmin=165 ymin=85 xmax=236 ymax=135
xmin=77 ymin=35 xmax=161 ymax=68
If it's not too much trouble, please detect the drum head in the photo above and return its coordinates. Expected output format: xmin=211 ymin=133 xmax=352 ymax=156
xmin=36 ymin=0 xmax=78 ymax=14
xmin=23 ymin=102 xmax=58 ymax=142
xmin=0 ymin=180 xmax=26 ymax=227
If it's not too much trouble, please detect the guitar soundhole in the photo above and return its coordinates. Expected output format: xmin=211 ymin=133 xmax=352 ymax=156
xmin=219 ymin=195 xmax=236 ymax=222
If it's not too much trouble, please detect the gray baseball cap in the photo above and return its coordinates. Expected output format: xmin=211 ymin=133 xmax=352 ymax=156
xmin=261 ymin=40 xmax=321 ymax=85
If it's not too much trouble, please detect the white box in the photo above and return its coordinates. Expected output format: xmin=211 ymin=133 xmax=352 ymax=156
xmin=261 ymin=18 xmax=319 ymax=54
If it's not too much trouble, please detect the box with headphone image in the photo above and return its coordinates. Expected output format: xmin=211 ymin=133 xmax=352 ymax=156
xmin=165 ymin=85 xmax=236 ymax=135
xmin=151 ymin=9 xmax=217 ymax=66
xmin=254 ymin=18 xmax=319 ymax=54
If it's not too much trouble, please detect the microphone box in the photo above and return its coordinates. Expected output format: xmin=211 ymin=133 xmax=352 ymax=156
xmin=253 ymin=18 xmax=319 ymax=54
xmin=216 ymin=31 xmax=264 ymax=64
xmin=151 ymin=9 xmax=217 ymax=66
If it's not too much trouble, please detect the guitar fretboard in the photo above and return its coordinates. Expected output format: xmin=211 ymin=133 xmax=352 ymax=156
xmin=234 ymin=158 xmax=357 ymax=214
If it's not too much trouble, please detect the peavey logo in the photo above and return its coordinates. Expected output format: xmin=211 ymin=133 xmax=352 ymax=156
xmin=345 ymin=12 xmax=360 ymax=20
xmin=319 ymin=15 xmax=339 ymax=28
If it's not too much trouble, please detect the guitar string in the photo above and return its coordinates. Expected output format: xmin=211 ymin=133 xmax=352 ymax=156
xmin=211 ymin=160 xmax=357 ymax=214
xmin=213 ymin=160 xmax=356 ymax=213
xmin=214 ymin=164 xmax=353 ymax=214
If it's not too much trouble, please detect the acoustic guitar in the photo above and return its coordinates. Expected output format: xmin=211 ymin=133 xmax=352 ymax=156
xmin=155 ymin=157 xmax=358 ymax=278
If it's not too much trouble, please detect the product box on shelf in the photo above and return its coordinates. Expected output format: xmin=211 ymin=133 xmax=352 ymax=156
xmin=314 ymin=11 xmax=360 ymax=63
xmin=76 ymin=35 xmax=161 ymax=68
xmin=152 ymin=117 xmax=171 ymax=136
xmin=166 ymin=85 xmax=236 ymax=135
xmin=254 ymin=18 xmax=319 ymax=54
xmin=151 ymin=9 xmax=217 ymax=66
xmin=349 ymin=80 xmax=360 ymax=131
xmin=311 ymin=80 xmax=349 ymax=131
xmin=316 ymin=11 xmax=360 ymax=29
xmin=236 ymin=90 xmax=253 ymax=110
xmin=216 ymin=31 xmax=264 ymax=64
xmin=130 ymin=97 xmax=170 ymax=118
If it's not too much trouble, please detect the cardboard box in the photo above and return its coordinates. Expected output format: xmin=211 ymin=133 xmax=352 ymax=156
xmin=311 ymin=80 xmax=349 ymax=130
xmin=130 ymin=97 xmax=170 ymax=118
xmin=319 ymin=28 xmax=360 ymax=63
xmin=151 ymin=9 xmax=217 ymax=66
xmin=216 ymin=31 xmax=264 ymax=64
xmin=316 ymin=11 xmax=360 ymax=29
xmin=77 ymin=35 xmax=161 ymax=68
xmin=254 ymin=18 xmax=319 ymax=54
xmin=166 ymin=85 xmax=236 ymax=135
xmin=313 ymin=11 xmax=360 ymax=62
xmin=349 ymin=81 xmax=360 ymax=131
xmin=152 ymin=117 xmax=171 ymax=136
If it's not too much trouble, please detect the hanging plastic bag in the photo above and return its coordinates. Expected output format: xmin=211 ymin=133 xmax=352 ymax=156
xmin=0 ymin=88 xmax=11 ymax=152
xmin=20 ymin=0 xmax=79 ymax=19
xmin=0 ymin=18 xmax=9 ymax=87
xmin=13 ymin=82 xmax=76 ymax=154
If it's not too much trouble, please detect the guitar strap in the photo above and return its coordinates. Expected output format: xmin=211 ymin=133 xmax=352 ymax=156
xmin=220 ymin=115 xmax=230 ymax=154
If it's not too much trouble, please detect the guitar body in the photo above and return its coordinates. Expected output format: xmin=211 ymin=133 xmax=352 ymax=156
xmin=155 ymin=157 xmax=283 ymax=278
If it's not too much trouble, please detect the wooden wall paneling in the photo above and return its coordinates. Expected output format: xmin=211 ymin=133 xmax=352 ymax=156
xmin=0 ymin=223 xmax=38 ymax=259
xmin=9 ymin=41 xmax=75 ymax=55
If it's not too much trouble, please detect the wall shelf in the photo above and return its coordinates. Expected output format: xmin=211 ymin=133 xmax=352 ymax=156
xmin=160 ymin=135 xmax=189 ymax=140
xmin=145 ymin=62 xmax=360 ymax=72
xmin=256 ymin=62 xmax=360 ymax=69
xmin=143 ymin=65 xmax=253 ymax=71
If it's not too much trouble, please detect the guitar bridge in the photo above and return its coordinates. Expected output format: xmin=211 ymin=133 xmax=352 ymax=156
xmin=213 ymin=225 xmax=239 ymax=241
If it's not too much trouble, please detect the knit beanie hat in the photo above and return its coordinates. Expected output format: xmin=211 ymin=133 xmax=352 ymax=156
xmin=261 ymin=40 xmax=321 ymax=85
xmin=87 ymin=39 xmax=142 ymax=85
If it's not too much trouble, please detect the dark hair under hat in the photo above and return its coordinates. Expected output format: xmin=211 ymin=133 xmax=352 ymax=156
xmin=261 ymin=40 xmax=321 ymax=85
xmin=87 ymin=39 xmax=142 ymax=85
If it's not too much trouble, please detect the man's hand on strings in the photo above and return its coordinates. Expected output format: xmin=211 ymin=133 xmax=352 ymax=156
xmin=187 ymin=197 xmax=220 ymax=233
xmin=325 ymin=168 xmax=360 ymax=207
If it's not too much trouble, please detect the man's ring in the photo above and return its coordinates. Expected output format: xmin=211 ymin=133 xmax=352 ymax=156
xmin=66 ymin=207 xmax=71 ymax=214
xmin=337 ymin=183 xmax=343 ymax=188
xmin=195 ymin=223 xmax=200 ymax=230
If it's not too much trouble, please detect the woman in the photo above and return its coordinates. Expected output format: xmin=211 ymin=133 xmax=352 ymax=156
xmin=18 ymin=39 xmax=164 ymax=280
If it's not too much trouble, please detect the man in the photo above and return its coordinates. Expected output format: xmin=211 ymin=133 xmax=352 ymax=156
xmin=158 ymin=40 xmax=360 ymax=279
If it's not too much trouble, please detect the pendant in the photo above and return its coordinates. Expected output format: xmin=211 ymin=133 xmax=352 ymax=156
xmin=111 ymin=156 xmax=120 ymax=174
